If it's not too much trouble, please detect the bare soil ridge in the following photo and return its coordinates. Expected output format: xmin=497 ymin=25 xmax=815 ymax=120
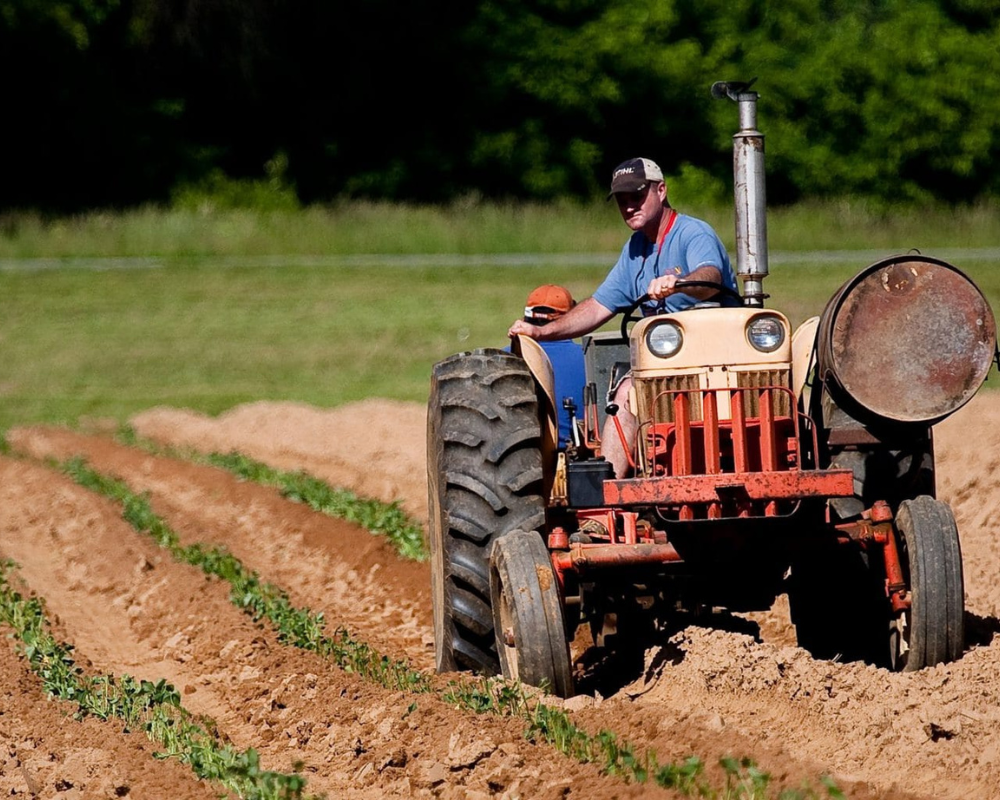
xmin=130 ymin=394 xmax=1000 ymax=799
xmin=0 ymin=448 xmax=672 ymax=800
xmin=2 ymin=392 xmax=998 ymax=797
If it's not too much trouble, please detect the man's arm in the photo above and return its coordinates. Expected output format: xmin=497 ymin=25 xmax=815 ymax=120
xmin=508 ymin=296 xmax=614 ymax=341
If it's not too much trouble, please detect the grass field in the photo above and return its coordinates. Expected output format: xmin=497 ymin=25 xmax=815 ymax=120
xmin=3 ymin=198 xmax=1000 ymax=257
xmin=2 ymin=202 xmax=998 ymax=431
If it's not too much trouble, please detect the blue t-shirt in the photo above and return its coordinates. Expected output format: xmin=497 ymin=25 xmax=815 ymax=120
xmin=592 ymin=213 xmax=738 ymax=315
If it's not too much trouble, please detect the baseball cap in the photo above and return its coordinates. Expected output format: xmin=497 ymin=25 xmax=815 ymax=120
xmin=608 ymin=157 xmax=664 ymax=199
xmin=524 ymin=284 xmax=575 ymax=323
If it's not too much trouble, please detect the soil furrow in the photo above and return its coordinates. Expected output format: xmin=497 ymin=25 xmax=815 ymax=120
xmin=0 ymin=455 xmax=678 ymax=799
xmin=131 ymin=400 xmax=429 ymax=523
xmin=121 ymin=395 xmax=1000 ymax=800
xmin=0 ymin=629 xmax=224 ymax=800
xmin=4 ymin=426 xmax=942 ymax=800
xmin=9 ymin=426 xmax=433 ymax=670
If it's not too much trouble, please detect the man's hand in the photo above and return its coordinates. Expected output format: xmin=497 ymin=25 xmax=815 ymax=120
xmin=647 ymin=274 xmax=680 ymax=300
xmin=647 ymin=266 xmax=724 ymax=301
xmin=508 ymin=319 xmax=540 ymax=339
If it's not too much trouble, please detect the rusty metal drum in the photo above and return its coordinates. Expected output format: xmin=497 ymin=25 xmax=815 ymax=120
xmin=817 ymin=255 xmax=997 ymax=425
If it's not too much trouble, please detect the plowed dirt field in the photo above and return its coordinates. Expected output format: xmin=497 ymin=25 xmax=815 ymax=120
xmin=3 ymin=392 xmax=1000 ymax=799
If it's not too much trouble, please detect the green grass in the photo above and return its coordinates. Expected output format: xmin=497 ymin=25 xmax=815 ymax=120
xmin=1 ymin=203 xmax=997 ymax=431
xmin=3 ymin=199 xmax=1000 ymax=257
xmin=0 ymin=202 xmax=625 ymax=258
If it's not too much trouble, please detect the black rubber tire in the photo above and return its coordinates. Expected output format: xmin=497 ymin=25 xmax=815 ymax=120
xmin=892 ymin=496 xmax=964 ymax=671
xmin=490 ymin=530 xmax=574 ymax=697
xmin=427 ymin=349 xmax=545 ymax=676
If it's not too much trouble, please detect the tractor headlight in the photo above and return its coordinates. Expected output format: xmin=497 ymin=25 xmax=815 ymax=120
xmin=746 ymin=315 xmax=786 ymax=352
xmin=646 ymin=321 xmax=684 ymax=358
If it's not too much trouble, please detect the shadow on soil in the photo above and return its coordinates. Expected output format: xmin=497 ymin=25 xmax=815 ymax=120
xmin=965 ymin=611 xmax=1000 ymax=649
xmin=573 ymin=610 xmax=997 ymax=698
xmin=573 ymin=611 xmax=762 ymax=698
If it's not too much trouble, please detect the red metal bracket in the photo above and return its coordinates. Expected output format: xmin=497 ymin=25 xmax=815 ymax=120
xmin=603 ymin=468 xmax=856 ymax=506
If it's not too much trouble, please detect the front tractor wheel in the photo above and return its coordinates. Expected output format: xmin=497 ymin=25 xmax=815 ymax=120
xmin=427 ymin=350 xmax=546 ymax=677
xmin=490 ymin=530 xmax=574 ymax=698
xmin=891 ymin=496 xmax=964 ymax=671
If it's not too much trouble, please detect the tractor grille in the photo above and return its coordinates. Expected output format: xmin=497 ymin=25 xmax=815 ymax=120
xmin=634 ymin=374 xmax=702 ymax=423
xmin=632 ymin=369 xmax=805 ymax=519
xmin=598 ymin=367 xmax=848 ymax=520
xmin=634 ymin=369 xmax=791 ymax=423
xmin=736 ymin=370 xmax=792 ymax=416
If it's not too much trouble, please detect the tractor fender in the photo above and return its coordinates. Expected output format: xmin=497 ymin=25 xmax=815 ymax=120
xmin=512 ymin=335 xmax=559 ymax=488
xmin=791 ymin=316 xmax=819 ymax=403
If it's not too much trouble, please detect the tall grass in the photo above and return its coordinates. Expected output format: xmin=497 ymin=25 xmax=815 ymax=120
xmin=2 ymin=198 xmax=1000 ymax=258
xmin=0 ymin=201 xmax=623 ymax=259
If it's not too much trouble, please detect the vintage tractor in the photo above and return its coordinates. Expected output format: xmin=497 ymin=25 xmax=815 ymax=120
xmin=427 ymin=80 xmax=997 ymax=697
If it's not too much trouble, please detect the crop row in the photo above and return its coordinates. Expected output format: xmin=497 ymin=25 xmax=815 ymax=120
xmin=0 ymin=561 xmax=310 ymax=800
xmin=1 ymin=437 xmax=844 ymax=799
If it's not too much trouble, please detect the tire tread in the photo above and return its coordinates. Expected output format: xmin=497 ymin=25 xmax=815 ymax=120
xmin=428 ymin=349 xmax=545 ymax=675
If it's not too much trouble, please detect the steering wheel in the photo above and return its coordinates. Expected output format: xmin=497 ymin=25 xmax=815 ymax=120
xmin=618 ymin=281 xmax=743 ymax=341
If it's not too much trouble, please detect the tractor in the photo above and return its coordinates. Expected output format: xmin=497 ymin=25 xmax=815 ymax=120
xmin=427 ymin=80 xmax=997 ymax=697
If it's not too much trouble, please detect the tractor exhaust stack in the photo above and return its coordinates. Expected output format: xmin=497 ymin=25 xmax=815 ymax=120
xmin=713 ymin=79 xmax=768 ymax=307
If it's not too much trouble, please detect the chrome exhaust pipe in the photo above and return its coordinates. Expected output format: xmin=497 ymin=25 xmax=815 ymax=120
xmin=712 ymin=79 xmax=768 ymax=307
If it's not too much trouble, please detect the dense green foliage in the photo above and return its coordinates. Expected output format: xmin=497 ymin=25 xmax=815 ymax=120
xmin=3 ymin=0 xmax=999 ymax=211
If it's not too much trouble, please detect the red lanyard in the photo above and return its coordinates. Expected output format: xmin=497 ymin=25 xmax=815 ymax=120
xmin=656 ymin=209 xmax=678 ymax=255
xmin=642 ymin=210 xmax=679 ymax=312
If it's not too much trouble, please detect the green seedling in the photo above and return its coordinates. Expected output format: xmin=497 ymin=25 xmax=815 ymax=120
xmin=61 ymin=457 xmax=845 ymax=798
xmin=0 ymin=561 xmax=311 ymax=800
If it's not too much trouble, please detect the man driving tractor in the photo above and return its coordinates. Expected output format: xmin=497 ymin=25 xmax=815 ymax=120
xmin=508 ymin=157 xmax=739 ymax=477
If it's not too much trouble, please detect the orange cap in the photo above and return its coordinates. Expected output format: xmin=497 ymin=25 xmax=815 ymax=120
xmin=524 ymin=284 xmax=576 ymax=322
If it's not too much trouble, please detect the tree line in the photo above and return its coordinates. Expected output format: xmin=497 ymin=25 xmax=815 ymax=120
xmin=4 ymin=0 xmax=999 ymax=212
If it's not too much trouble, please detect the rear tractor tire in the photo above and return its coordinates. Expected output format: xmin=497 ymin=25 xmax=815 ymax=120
xmin=891 ymin=496 xmax=964 ymax=671
xmin=490 ymin=530 xmax=574 ymax=698
xmin=427 ymin=349 xmax=546 ymax=677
